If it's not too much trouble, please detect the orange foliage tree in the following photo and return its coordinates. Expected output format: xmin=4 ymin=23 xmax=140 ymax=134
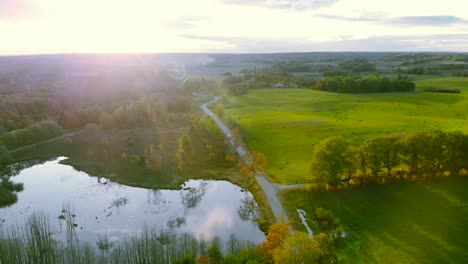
xmin=258 ymin=222 xmax=291 ymax=260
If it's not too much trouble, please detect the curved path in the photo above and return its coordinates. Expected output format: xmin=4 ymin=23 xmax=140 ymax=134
xmin=9 ymin=130 xmax=85 ymax=154
xmin=201 ymin=96 xmax=304 ymax=223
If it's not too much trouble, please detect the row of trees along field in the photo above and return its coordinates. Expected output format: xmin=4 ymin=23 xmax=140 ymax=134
xmin=309 ymin=130 xmax=468 ymax=190
xmin=313 ymin=74 xmax=416 ymax=93
xmin=0 ymin=120 xmax=63 ymax=150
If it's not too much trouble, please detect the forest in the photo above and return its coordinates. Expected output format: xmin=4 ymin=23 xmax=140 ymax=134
xmin=313 ymin=75 xmax=416 ymax=93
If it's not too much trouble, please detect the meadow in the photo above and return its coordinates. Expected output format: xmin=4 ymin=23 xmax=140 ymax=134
xmin=282 ymin=176 xmax=468 ymax=264
xmin=414 ymin=77 xmax=468 ymax=92
xmin=221 ymin=77 xmax=468 ymax=183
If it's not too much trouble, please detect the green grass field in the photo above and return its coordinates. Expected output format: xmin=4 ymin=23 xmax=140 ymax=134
xmin=222 ymin=78 xmax=468 ymax=183
xmin=282 ymin=177 xmax=468 ymax=264
xmin=415 ymin=77 xmax=468 ymax=92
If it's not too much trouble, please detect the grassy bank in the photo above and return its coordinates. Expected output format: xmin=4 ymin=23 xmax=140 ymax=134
xmin=221 ymin=81 xmax=468 ymax=183
xmin=281 ymin=176 xmax=468 ymax=263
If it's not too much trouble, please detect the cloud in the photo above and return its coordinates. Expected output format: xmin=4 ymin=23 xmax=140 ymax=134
xmin=187 ymin=207 xmax=234 ymax=238
xmin=180 ymin=33 xmax=468 ymax=52
xmin=0 ymin=0 xmax=38 ymax=19
xmin=317 ymin=14 xmax=379 ymax=22
xmin=222 ymin=0 xmax=339 ymax=10
xmin=392 ymin=16 xmax=467 ymax=26
xmin=318 ymin=14 xmax=467 ymax=27
xmin=161 ymin=15 xmax=210 ymax=30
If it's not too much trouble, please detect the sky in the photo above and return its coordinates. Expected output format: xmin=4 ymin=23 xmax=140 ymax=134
xmin=0 ymin=0 xmax=467 ymax=54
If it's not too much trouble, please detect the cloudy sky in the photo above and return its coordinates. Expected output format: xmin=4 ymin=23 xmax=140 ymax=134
xmin=0 ymin=0 xmax=467 ymax=54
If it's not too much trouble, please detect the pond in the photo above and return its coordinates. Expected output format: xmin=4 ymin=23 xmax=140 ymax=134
xmin=0 ymin=157 xmax=265 ymax=244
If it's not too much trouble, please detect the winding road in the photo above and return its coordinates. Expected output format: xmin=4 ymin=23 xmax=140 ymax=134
xmin=201 ymin=96 xmax=305 ymax=223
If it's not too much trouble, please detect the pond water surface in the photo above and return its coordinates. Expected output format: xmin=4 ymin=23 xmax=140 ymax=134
xmin=0 ymin=157 xmax=265 ymax=244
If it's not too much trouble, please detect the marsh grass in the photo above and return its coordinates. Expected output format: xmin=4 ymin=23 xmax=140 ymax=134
xmin=0 ymin=212 xmax=255 ymax=264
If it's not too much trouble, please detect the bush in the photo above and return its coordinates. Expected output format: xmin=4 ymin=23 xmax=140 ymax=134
xmin=423 ymin=87 xmax=460 ymax=94
xmin=0 ymin=144 xmax=11 ymax=167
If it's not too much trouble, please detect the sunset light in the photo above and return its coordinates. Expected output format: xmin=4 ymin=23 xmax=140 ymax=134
xmin=0 ymin=0 xmax=467 ymax=54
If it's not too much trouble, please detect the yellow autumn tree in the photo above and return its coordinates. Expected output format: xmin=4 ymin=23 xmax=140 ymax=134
xmin=258 ymin=222 xmax=291 ymax=260
xmin=63 ymin=137 xmax=73 ymax=144
xmin=238 ymin=151 xmax=268 ymax=185
xmin=273 ymin=232 xmax=335 ymax=264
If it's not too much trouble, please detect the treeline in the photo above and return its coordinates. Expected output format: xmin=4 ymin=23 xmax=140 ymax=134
xmin=182 ymin=77 xmax=219 ymax=93
xmin=397 ymin=54 xmax=468 ymax=66
xmin=0 ymin=120 xmax=63 ymax=150
xmin=339 ymin=58 xmax=376 ymax=73
xmin=308 ymin=130 xmax=468 ymax=190
xmin=0 ymin=55 xmax=180 ymax=132
xmin=98 ymin=97 xmax=170 ymax=130
xmin=224 ymin=69 xmax=309 ymax=96
xmin=453 ymin=72 xmax=468 ymax=77
xmin=272 ymin=61 xmax=311 ymax=73
xmin=0 ymin=90 xmax=186 ymax=132
xmin=313 ymin=75 xmax=415 ymax=93
xmin=405 ymin=67 xmax=437 ymax=75
xmin=423 ymin=87 xmax=460 ymax=94
xmin=57 ymin=89 xmax=189 ymax=129
xmin=405 ymin=65 xmax=467 ymax=75
xmin=0 ymin=95 xmax=51 ymax=133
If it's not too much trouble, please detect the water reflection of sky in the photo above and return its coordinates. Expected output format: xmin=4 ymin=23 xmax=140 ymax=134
xmin=0 ymin=158 xmax=265 ymax=244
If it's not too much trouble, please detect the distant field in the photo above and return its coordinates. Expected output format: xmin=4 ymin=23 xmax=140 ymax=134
xmin=222 ymin=80 xmax=468 ymax=183
xmin=282 ymin=177 xmax=468 ymax=264
xmin=414 ymin=77 xmax=468 ymax=92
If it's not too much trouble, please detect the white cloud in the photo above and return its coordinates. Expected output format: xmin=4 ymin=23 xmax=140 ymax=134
xmin=222 ymin=0 xmax=339 ymax=10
